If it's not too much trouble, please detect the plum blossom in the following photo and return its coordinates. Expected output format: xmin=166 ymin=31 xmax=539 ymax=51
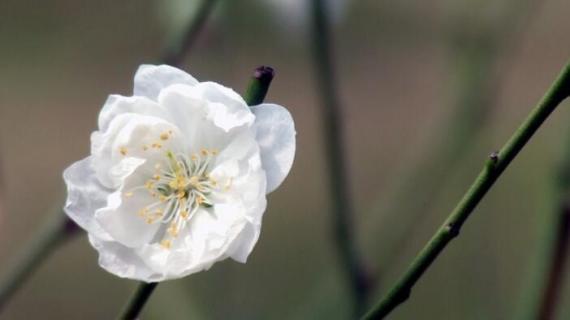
xmin=63 ymin=65 xmax=295 ymax=282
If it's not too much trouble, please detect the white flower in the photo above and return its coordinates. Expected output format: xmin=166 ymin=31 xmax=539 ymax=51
xmin=63 ymin=65 xmax=296 ymax=282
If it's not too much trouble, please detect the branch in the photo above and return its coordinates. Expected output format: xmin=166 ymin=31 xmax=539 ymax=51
xmin=161 ymin=0 xmax=222 ymax=66
xmin=117 ymin=282 xmax=158 ymax=320
xmin=310 ymin=0 xmax=371 ymax=316
xmin=362 ymin=60 xmax=570 ymax=319
xmin=0 ymin=212 xmax=78 ymax=312
xmin=535 ymin=203 xmax=570 ymax=320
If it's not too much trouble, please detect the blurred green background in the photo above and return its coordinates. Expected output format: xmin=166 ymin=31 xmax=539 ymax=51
xmin=1 ymin=0 xmax=570 ymax=319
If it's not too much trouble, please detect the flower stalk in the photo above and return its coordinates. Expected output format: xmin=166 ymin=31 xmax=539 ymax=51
xmin=310 ymin=0 xmax=370 ymax=315
xmin=362 ymin=60 xmax=570 ymax=319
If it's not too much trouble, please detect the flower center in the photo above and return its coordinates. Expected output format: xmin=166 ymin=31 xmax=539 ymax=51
xmin=124 ymin=147 xmax=232 ymax=249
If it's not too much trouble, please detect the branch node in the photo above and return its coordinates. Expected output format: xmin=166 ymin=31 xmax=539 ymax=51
xmin=445 ymin=222 xmax=460 ymax=239
xmin=486 ymin=151 xmax=500 ymax=169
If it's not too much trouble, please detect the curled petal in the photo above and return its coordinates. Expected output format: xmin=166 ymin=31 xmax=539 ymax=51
xmin=95 ymin=190 xmax=162 ymax=248
xmin=228 ymin=197 xmax=266 ymax=263
xmin=134 ymin=64 xmax=199 ymax=101
xmin=158 ymin=83 xmax=254 ymax=133
xmin=88 ymin=234 xmax=161 ymax=281
xmin=251 ymin=103 xmax=296 ymax=193
xmin=98 ymin=95 xmax=166 ymax=132
xmin=63 ymin=156 xmax=113 ymax=240
xmin=91 ymin=113 xmax=181 ymax=188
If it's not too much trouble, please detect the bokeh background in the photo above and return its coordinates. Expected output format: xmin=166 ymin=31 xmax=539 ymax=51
xmin=1 ymin=0 xmax=570 ymax=319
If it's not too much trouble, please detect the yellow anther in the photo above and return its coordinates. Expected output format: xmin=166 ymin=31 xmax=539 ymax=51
xmin=145 ymin=181 xmax=154 ymax=189
xmin=137 ymin=208 xmax=147 ymax=217
xmin=152 ymin=143 xmax=163 ymax=149
xmin=160 ymin=239 xmax=172 ymax=249
xmin=189 ymin=176 xmax=200 ymax=186
xmin=191 ymin=154 xmax=198 ymax=161
xmin=146 ymin=218 xmax=154 ymax=224
xmin=200 ymin=148 xmax=209 ymax=156
xmin=167 ymin=225 xmax=179 ymax=237
xmin=124 ymin=192 xmax=134 ymax=198
xmin=196 ymin=196 xmax=204 ymax=205
xmin=180 ymin=210 xmax=189 ymax=219
xmin=153 ymin=174 xmax=161 ymax=181
xmin=176 ymin=191 xmax=186 ymax=199
xmin=160 ymin=132 xmax=170 ymax=140
xmin=119 ymin=146 xmax=128 ymax=156
xmin=159 ymin=195 xmax=168 ymax=202
xmin=211 ymin=149 xmax=219 ymax=155
xmin=224 ymin=177 xmax=233 ymax=191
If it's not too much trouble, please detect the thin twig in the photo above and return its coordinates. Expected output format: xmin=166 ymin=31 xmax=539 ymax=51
xmin=362 ymin=61 xmax=570 ymax=319
xmin=365 ymin=0 xmax=537 ymax=276
xmin=0 ymin=212 xmax=78 ymax=312
xmin=526 ymin=121 xmax=570 ymax=320
xmin=535 ymin=203 xmax=570 ymax=320
xmin=310 ymin=0 xmax=370 ymax=316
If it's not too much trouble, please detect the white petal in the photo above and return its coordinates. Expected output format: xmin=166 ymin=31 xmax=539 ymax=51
xmin=157 ymin=84 xmax=253 ymax=149
xmin=98 ymin=95 xmax=167 ymax=132
xmin=91 ymin=113 xmax=183 ymax=188
xmin=95 ymin=190 xmax=162 ymax=248
xmin=62 ymin=156 xmax=113 ymax=240
xmin=251 ymin=103 xmax=296 ymax=193
xmin=89 ymin=234 xmax=161 ymax=282
xmin=187 ymin=205 xmax=248 ymax=262
xmin=134 ymin=64 xmax=199 ymax=101
xmin=229 ymin=221 xmax=261 ymax=263
xmin=228 ymin=196 xmax=266 ymax=263
xmin=196 ymin=82 xmax=255 ymax=131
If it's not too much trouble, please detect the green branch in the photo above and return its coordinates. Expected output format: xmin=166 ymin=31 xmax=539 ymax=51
xmin=362 ymin=60 xmax=570 ymax=319
xmin=0 ymin=212 xmax=78 ymax=312
xmin=519 ymin=111 xmax=570 ymax=320
xmin=310 ymin=0 xmax=370 ymax=316
xmin=161 ymin=0 xmax=222 ymax=66
xmin=117 ymin=282 xmax=158 ymax=320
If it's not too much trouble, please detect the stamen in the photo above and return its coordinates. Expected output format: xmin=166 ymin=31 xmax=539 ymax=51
xmin=160 ymin=239 xmax=172 ymax=249
xmin=132 ymin=147 xmax=227 ymax=247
